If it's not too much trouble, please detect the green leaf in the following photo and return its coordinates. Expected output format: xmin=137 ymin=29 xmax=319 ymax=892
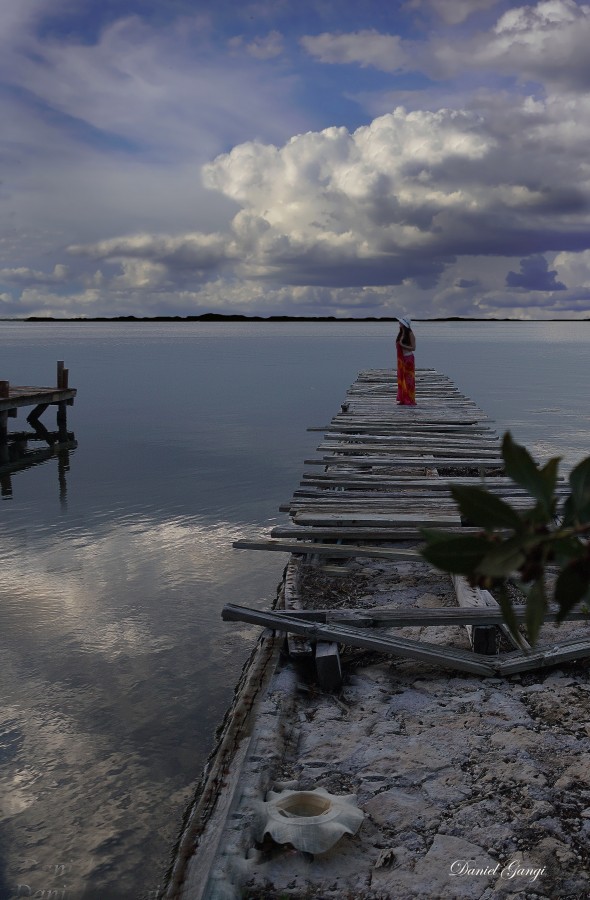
xmin=476 ymin=536 xmax=527 ymax=578
xmin=568 ymin=456 xmax=590 ymax=521
xmin=525 ymin=579 xmax=547 ymax=647
xmin=550 ymin=535 xmax=586 ymax=566
xmin=560 ymin=494 xmax=576 ymax=527
xmin=519 ymin=501 xmax=554 ymax=530
xmin=450 ymin=485 xmax=523 ymax=531
xmin=540 ymin=456 xmax=561 ymax=500
xmin=420 ymin=528 xmax=458 ymax=544
xmin=555 ymin=558 xmax=590 ymax=624
xmin=420 ymin=534 xmax=492 ymax=576
xmin=501 ymin=432 xmax=553 ymax=512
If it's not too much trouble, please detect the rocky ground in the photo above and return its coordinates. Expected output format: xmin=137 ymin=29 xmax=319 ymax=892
xmin=200 ymin=556 xmax=590 ymax=900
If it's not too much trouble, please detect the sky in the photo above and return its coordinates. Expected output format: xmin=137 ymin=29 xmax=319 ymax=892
xmin=2 ymin=0 xmax=590 ymax=319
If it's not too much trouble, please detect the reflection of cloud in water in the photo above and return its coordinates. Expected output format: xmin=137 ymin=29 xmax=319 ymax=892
xmin=0 ymin=691 xmax=189 ymax=896
xmin=0 ymin=515 xmax=269 ymax=660
xmin=86 ymin=617 xmax=175 ymax=658
xmin=0 ymin=514 xmax=276 ymax=897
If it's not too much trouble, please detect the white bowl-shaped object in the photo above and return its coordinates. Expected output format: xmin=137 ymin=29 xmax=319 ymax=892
xmin=254 ymin=787 xmax=364 ymax=854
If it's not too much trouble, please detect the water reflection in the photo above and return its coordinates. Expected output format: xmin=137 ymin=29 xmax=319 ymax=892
xmin=0 ymin=510 xmax=283 ymax=899
xmin=0 ymin=414 xmax=76 ymax=508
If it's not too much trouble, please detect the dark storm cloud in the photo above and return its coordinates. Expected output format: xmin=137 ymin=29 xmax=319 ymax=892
xmin=506 ymin=254 xmax=567 ymax=291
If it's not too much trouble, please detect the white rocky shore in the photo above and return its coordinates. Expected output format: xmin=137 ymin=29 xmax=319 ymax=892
xmin=167 ymin=554 xmax=590 ymax=900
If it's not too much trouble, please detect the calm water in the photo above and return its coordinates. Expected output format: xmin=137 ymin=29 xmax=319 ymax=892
xmin=0 ymin=321 xmax=589 ymax=899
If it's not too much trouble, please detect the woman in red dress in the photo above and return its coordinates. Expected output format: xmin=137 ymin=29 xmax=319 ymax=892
xmin=395 ymin=316 xmax=416 ymax=406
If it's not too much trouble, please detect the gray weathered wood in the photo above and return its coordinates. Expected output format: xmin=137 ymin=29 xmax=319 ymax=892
xmin=452 ymin=575 xmax=498 ymax=655
xmin=305 ymin=456 xmax=503 ymax=469
xmin=496 ymin=638 xmax=590 ymax=674
xmin=270 ymin=525 xmax=480 ymax=541
xmin=233 ymin=539 xmax=421 ymax=561
xmin=316 ymin=443 xmax=502 ymax=459
xmin=267 ymin=607 xmax=590 ymax=627
xmin=222 ymin=605 xmax=590 ymax=677
xmin=315 ymin=642 xmax=343 ymax=690
xmin=221 ymin=604 xmax=496 ymax=676
xmin=0 ymin=387 xmax=76 ymax=413
xmin=478 ymin=588 xmax=532 ymax=652
xmin=293 ymin=512 xmax=461 ymax=526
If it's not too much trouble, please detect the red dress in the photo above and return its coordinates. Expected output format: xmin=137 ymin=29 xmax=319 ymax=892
xmin=396 ymin=341 xmax=416 ymax=406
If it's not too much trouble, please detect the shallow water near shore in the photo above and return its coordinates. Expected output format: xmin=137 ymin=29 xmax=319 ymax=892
xmin=0 ymin=320 xmax=589 ymax=899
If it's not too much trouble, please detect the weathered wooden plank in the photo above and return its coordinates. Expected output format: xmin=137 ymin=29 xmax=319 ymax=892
xmin=317 ymin=443 xmax=502 ymax=459
xmin=339 ymin=416 xmax=491 ymax=425
xmin=291 ymin=496 xmax=548 ymax=508
xmin=223 ymin=605 xmax=590 ymax=677
xmin=496 ymin=638 xmax=590 ymax=675
xmin=308 ymin=424 xmax=495 ymax=434
xmin=344 ymin=400 xmax=485 ymax=409
xmin=300 ymin=475 xmax=563 ymax=490
xmin=452 ymin=575 xmax=498 ymax=655
xmin=321 ymin=433 xmax=499 ymax=446
xmin=293 ymin=511 xmax=461 ymax=526
xmin=316 ymin=433 xmax=495 ymax=444
xmin=221 ymin=605 xmax=496 ymax=676
xmin=315 ymin=642 xmax=343 ymax=690
xmin=268 ymin=607 xmax=590 ymax=627
xmin=270 ymin=525 xmax=481 ymax=541
xmin=282 ymin=502 xmax=463 ymax=517
xmin=233 ymin=539 xmax=421 ymax=561
xmin=292 ymin=487 xmax=566 ymax=502
xmin=479 ymin=588 xmax=532 ymax=652
xmin=305 ymin=456 xmax=504 ymax=469
xmin=287 ymin=494 xmax=468 ymax=505
xmin=0 ymin=387 xmax=77 ymax=412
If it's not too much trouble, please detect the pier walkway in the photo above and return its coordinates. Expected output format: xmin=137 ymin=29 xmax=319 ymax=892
xmin=165 ymin=369 xmax=590 ymax=900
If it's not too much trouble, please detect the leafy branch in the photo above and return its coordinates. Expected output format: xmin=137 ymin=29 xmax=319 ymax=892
xmin=420 ymin=432 xmax=590 ymax=646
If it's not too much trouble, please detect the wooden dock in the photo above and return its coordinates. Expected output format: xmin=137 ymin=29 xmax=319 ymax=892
xmin=0 ymin=361 xmax=76 ymax=496
xmin=165 ymin=369 xmax=590 ymax=900
xmin=230 ymin=367 xmax=580 ymax=674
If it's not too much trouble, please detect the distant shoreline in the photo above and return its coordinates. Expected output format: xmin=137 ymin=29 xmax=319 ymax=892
xmin=2 ymin=315 xmax=588 ymax=323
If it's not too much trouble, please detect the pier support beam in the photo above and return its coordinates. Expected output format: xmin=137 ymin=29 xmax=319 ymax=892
xmin=315 ymin=642 xmax=343 ymax=691
xmin=0 ymin=381 xmax=8 ymax=460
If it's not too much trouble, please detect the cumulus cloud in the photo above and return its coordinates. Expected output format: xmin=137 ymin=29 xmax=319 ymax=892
xmin=69 ymin=232 xmax=232 ymax=271
xmin=243 ymin=30 xmax=284 ymax=60
xmin=70 ymin=108 xmax=496 ymax=290
xmin=201 ymin=100 xmax=589 ymax=280
xmin=66 ymin=91 xmax=590 ymax=307
xmin=407 ymin=0 xmax=502 ymax=25
xmin=0 ymin=264 xmax=69 ymax=285
xmin=506 ymin=254 xmax=566 ymax=290
xmin=553 ymin=248 xmax=590 ymax=286
xmin=428 ymin=0 xmax=590 ymax=89
xmin=301 ymin=2 xmax=590 ymax=92
xmin=300 ymin=30 xmax=408 ymax=72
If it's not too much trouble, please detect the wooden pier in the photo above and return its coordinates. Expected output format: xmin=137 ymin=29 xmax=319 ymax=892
xmin=0 ymin=361 xmax=76 ymax=496
xmin=165 ymin=369 xmax=590 ymax=900
xmin=230 ymin=368 xmax=580 ymax=674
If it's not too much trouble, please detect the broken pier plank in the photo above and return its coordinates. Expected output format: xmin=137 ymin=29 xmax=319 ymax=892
xmin=221 ymin=604 xmax=497 ymax=676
